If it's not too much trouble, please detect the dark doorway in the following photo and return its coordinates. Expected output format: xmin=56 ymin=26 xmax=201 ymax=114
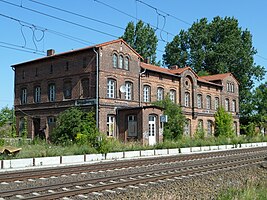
xmin=33 ymin=118 xmax=41 ymax=138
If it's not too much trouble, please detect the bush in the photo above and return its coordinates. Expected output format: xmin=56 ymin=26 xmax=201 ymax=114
xmin=215 ymin=107 xmax=235 ymax=138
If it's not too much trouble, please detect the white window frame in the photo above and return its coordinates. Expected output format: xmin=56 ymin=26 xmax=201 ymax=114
xmin=113 ymin=54 xmax=118 ymax=68
xmin=125 ymin=82 xmax=132 ymax=100
xmin=48 ymin=84 xmax=56 ymax=102
xmin=124 ymin=57 xmax=129 ymax=70
xmin=169 ymin=90 xmax=176 ymax=103
xmin=206 ymin=95 xmax=211 ymax=110
xmin=157 ymin=87 xmax=164 ymax=101
xmin=185 ymin=92 xmax=190 ymax=107
xmin=21 ymin=88 xmax=27 ymax=104
xmin=232 ymin=100 xmax=236 ymax=112
xmin=225 ymin=99 xmax=229 ymax=111
xmin=143 ymin=85 xmax=150 ymax=102
xmin=215 ymin=97 xmax=219 ymax=110
xmin=107 ymin=79 xmax=116 ymax=98
xmin=107 ymin=115 xmax=115 ymax=137
xmin=184 ymin=119 xmax=191 ymax=135
xmin=207 ymin=120 xmax=212 ymax=135
xmin=34 ymin=86 xmax=41 ymax=103
xmin=119 ymin=55 xmax=123 ymax=69
xmin=197 ymin=94 xmax=202 ymax=109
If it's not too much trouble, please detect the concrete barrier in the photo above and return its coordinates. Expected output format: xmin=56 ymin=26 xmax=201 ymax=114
xmin=210 ymin=146 xmax=219 ymax=150
xmin=124 ymin=151 xmax=140 ymax=158
xmin=35 ymin=156 xmax=61 ymax=166
xmin=262 ymin=142 xmax=267 ymax=146
xmin=106 ymin=152 xmax=124 ymax=160
xmin=218 ymin=145 xmax=226 ymax=150
xmin=140 ymin=150 xmax=155 ymax=156
xmin=62 ymin=155 xmax=84 ymax=164
xmin=155 ymin=149 xmax=168 ymax=156
xmin=191 ymin=147 xmax=201 ymax=152
xmin=6 ymin=158 xmax=33 ymax=169
xmin=200 ymin=146 xmax=210 ymax=151
xmin=168 ymin=148 xmax=179 ymax=155
xmin=85 ymin=154 xmax=105 ymax=162
xmin=180 ymin=147 xmax=191 ymax=154
xmin=226 ymin=145 xmax=234 ymax=149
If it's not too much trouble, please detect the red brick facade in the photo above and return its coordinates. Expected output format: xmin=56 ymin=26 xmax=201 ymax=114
xmin=12 ymin=39 xmax=239 ymax=144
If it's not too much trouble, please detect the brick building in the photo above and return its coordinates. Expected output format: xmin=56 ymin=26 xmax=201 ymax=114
xmin=12 ymin=39 xmax=239 ymax=145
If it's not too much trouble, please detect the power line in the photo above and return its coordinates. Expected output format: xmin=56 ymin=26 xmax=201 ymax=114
xmin=0 ymin=0 xmax=118 ymax=39
xmin=0 ymin=41 xmax=45 ymax=54
xmin=28 ymin=0 xmax=125 ymax=30
xmin=0 ymin=44 xmax=45 ymax=55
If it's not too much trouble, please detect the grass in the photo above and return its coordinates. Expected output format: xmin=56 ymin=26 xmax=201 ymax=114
xmin=217 ymin=180 xmax=267 ymax=200
xmin=0 ymin=135 xmax=267 ymax=160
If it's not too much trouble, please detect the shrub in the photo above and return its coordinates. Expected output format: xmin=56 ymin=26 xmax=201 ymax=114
xmin=214 ymin=107 xmax=235 ymax=138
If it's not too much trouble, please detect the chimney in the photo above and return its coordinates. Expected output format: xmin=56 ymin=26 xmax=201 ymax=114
xmin=169 ymin=65 xmax=179 ymax=70
xmin=47 ymin=49 xmax=55 ymax=56
xmin=144 ymin=57 xmax=151 ymax=64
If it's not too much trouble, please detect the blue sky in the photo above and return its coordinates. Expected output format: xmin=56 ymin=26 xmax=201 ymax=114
xmin=0 ymin=0 xmax=267 ymax=109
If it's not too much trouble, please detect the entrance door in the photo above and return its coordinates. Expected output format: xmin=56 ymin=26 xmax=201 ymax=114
xmin=148 ymin=115 xmax=156 ymax=145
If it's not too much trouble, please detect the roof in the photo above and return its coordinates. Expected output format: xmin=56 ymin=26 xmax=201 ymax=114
xmin=140 ymin=62 xmax=181 ymax=77
xmin=12 ymin=39 xmax=142 ymax=67
xmin=201 ymin=73 xmax=239 ymax=84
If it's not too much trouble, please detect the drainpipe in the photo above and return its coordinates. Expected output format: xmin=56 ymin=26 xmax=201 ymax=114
xmin=93 ymin=48 xmax=99 ymax=129
xmin=139 ymin=68 xmax=146 ymax=106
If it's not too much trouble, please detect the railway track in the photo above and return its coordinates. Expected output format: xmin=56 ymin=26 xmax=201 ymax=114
xmin=0 ymin=147 xmax=266 ymax=183
xmin=0 ymin=147 xmax=266 ymax=199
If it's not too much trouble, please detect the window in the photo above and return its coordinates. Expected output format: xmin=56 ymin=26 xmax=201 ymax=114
xmin=206 ymin=95 xmax=211 ymax=110
xmin=124 ymin=57 xmax=129 ymax=70
xmin=215 ymin=97 xmax=219 ymax=110
xmin=233 ymin=121 xmax=238 ymax=135
xmin=198 ymin=120 xmax=203 ymax=132
xmin=184 ymin=119 xmax=191 ymax=136
xmin=197 ymin=94 xmax=202 ymax=109
xmin=63 ymin=81 xmax=72 ymax=99
xmin=125 ymin=82 xmax=133 ymax=100
xmin=34 ymin=86 xmax=41 ymax=103
xmin=107 ymin=79 xmax=116 ymax=98
xmin=21 ymin=88 xmax=27 ymax=104
xmin=232 ymin=100 xmax=236 ymax=112
xmin=225 ymin=98 xmax=230 ymax=111
xmin=128 ymin=115 xmax=137 ymax=137
xmin=207 ymin=120 xmax=212 ymax=135
xmin=81 ymin=78 xmax=89 ymax=98
xmin=19 ymin=117 xmax=26 ymax=137
xmin=157 ymin=87 xmax=164 ymax=101
xmin=143 ymin=85 xmax=151 ymax=102
xmin=185 ymin=92 xmax=190 ymax=107
xmin=22 ymin=70 xmax=25 ymax=79
xmin=48 ymin=116 xmax=56 ymax=124
xmin=48 ymin=84 xmax=56 ymax=102
xmin=113 ymin=54 xmax=118 ymax=68
xmin=107 ymin=115 xmax=115 ymax=137
xmin=227 ymin=82 xmax=234 ymax=93
xmin=119 ymin=55 xmax=123 ymax=69
xmin=169 ymin=89 xmax=176 ymax=103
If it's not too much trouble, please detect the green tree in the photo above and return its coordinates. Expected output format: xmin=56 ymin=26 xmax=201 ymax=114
xmin=0 ymin=106 xmax=13 ymax=127
xmin=121 ymin=20 xmax=158 ymax=64
xmin=154 ymin=96 xmax=185 ymax=140
xmin=163 ymin=16 xmax=266 ymax=119
xmin=251 ymin=82 xmax=267 ymax=130
xmin=214 ymin=107 xmax=234 ymax=138
xmin=51 ymin=107 xmax=99 ymax=145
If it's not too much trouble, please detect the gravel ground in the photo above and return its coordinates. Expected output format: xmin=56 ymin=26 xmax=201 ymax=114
xmin=90 ymin=162 xmax=267 ymax=200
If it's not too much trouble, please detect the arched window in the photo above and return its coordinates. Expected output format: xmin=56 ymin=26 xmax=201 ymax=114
xmin=184 ymin=119 xmax=191 ymax=135
xmin=119 ymin=55 xmax=123 ymax=69
xmin=233 ymin=121 xmax=238 ymax=135
xmin=197 ymin=94 xmax=202 ymax=108
xmin=198 ymin=119 xmax=203 ymax=132
xmin=63 ymin=80 xmax=72 ymax=99
xmin=169 ymin=89 xmax=176 ymax=103
xmin=124 ymin=57 xmax=129 ymax=70
xmin=225 ymin=98 xmax=230 ymax=111
xmin=232 ymin=100 xmax=236 ymax=112
xmin=107 ymin=79 xmax=116 ymax=98
xmin=34 ymin=86 xmax=41 ymax=103
xmin=113 ymin=54 xmax=118 ymax=68
xmin=185 ymin=92 xmax=190 ymax=107
xmin=207 ymin=120 xmax=212 ymax=135
xmin=48 ymin=84 xmax=56 ymax=102
xmin=125 ymin=81 xmax=133 ymax=100
xmin=215 ymin=97 xmax=219 ymax=110
xmin=143 ymin=85 xmax=151 ymax=102
xmin=206 ymin=95 xmax=211 ymax=110
xmin=157 ymin=87 xmax=164 ymax=101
